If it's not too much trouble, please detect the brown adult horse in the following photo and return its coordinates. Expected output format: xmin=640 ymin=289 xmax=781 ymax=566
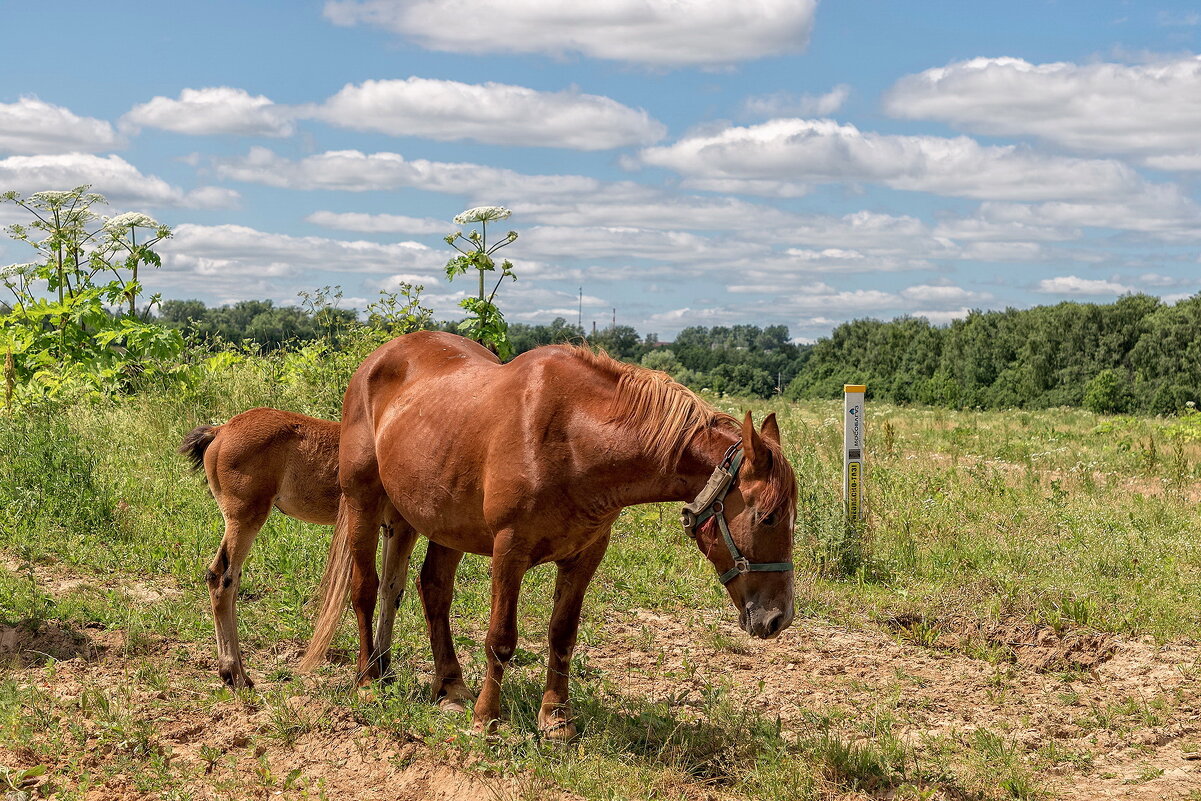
xmin=181 ymin=408 xmax=413 ymax=689
xmin=301 ymin=331 xmax=798 ymax=739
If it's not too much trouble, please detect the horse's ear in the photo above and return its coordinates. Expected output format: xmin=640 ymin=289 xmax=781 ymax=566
xmin=760 ymin=412 xmax=781 ymax=448
xmin=741 ymin=411 xmax=767 ymax=469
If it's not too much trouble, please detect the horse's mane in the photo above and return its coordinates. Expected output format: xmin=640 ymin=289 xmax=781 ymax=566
xmin=554 ymin=345 xmax=797 ymax=515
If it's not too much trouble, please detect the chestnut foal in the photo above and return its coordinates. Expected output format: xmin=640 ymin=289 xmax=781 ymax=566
xmin=301 ymin=331 xmax=798 ymax=739
xmin=181 ymin=408 xmax=414 ymax=688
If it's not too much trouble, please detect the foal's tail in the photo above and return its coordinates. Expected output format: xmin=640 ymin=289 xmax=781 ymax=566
xmin=179 ymin=424 xmax=220 ymax=471
xmin=299 ymin=501 xmax=354 ymax=672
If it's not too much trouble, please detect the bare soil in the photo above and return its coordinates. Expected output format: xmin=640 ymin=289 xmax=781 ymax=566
xmin=594 ymin=609 xmax=1201 ymax=799
xmin=3 ymin=584 xmax=1200 ymax=799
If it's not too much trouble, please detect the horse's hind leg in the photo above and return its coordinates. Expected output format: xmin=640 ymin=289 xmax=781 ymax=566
xmin=372 ymin=516 xmax=417 ymax=682
xmin=207 ymin=500 xmax=271 ymax=689
xmin=415 ymin=542 xmax=472 ymax=712
xmin=345 ymin=500 xmax=385 ymax=686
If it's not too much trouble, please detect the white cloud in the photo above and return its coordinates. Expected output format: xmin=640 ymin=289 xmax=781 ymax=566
xmin=1139 ymin=273 xmax=1183 ymax=287
xmin=512 ymin=192 xmax=801 ymax=233
xmin=932 ymin=215 xmax=1080 ymax=243
xmin=899 ymin=284 xmax=988 ymax=303
xmin=158 ymin=224 xmax=444 ymax=282
xmin=977 ymin=187 xmax=1201 ymax=241
xmin=1035 ymin=275 xmax=1134 ymax=295
xmin=742 ymin=85 xmax=851 ymax=118
xmin=885 ymin=56 xmax=1201 ymax=168
xmin=310 ymin=78 xmax=663 ymax=150
xmin=306 ymin=210 xmax=448 ymax=235
xmin=123 ymin=87 xmax=295 ymax=137
xmin=0 ymin=153 xmax=238 ymax=208
xmin=323 ymin=0 xmax=817 ymax=67
xmin=638 ymin=118 xmax=1152 ymax=202
xmin=0 ymin=97 xmax=121 ymax=155
xmin=214 ymin=147 xmax=600 ymax=199
xmin=520 ymin=225 xmax=764 ymax=264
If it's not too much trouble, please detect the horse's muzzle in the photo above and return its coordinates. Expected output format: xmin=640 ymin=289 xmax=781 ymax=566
xmin=740 ymin=604 xmax=793 ymax=639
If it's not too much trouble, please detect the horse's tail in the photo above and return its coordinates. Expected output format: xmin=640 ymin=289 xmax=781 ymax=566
xmin=179 ymin=424 xmax=220 ymax=471
xmin=299 ymin=500 xmax=353 ymax=672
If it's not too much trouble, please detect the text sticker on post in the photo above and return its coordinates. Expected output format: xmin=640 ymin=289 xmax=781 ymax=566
xmin=844 ymin=385 xmax=866 ymax=527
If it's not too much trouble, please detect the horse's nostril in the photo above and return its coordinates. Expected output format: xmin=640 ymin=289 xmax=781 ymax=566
xmin=763 ymin=609 xmax=785 ymax=637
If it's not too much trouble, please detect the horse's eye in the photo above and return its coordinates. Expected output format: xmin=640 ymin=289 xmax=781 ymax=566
xmin=761 ymin=511 xmax=777 ymax=527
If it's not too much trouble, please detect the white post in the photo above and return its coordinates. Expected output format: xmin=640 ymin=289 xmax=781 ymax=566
xmin=843 ymin=384 xmax=865 ymax=527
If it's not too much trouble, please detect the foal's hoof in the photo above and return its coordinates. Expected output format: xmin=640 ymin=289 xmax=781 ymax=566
xmin=538 ymin=717 xmax=578 ymax=742
xmin=218 ymin=664 xmax=254 ymax=690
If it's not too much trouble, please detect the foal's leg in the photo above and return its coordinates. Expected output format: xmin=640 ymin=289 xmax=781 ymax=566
xmin=345 ymin=502 xmax=384 ymax=686
xmin=539 ymin=531 xmax=610 ymax=740
xmin=207 ymin=499 xmax=271 ymax=689
xmin=473 ymin=532 xmax=530 ymax=734
xmin=372 ymin=518 xmax=418 ymax=682
xmin=415 ymin=542 xmax=473 ymax=712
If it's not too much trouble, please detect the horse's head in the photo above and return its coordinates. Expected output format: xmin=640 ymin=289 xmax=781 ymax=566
xmin=683 ymin=412 xmax=797 ymax=639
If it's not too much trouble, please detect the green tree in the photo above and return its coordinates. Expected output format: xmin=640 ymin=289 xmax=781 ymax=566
xmin=1083 ymin=369 xmax=1134 ymax=414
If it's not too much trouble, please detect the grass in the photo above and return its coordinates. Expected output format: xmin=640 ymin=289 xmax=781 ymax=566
xmin=3 ymin=359 xmax=1201 ymax=798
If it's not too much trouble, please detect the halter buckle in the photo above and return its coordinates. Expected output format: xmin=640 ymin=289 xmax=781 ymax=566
xmin=734 ymin=556 xmax=750 ymax=574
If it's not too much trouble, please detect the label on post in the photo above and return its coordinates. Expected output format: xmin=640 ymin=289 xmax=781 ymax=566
xmin=844 ymin=384 xmax=865 ymax=524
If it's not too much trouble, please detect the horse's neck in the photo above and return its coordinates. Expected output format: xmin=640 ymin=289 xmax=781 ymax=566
xmin=612 ymin=423 xmax=740 ymax=508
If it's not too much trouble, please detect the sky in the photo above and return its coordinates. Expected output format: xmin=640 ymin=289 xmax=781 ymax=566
xmin=1 ymin=0 xmax=1199 ymax=341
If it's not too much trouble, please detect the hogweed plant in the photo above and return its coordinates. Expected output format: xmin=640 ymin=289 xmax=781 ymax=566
xmin=0 ymin=185 xmax=182 ymax=403
xmin=443 ymin=205 xmax=518 ymax=359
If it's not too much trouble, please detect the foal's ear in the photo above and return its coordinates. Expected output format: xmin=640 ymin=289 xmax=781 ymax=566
xmin=760 ymin=412 xmax=781 ymax=448
xmin=741 ymin=411 xmax=768 ymax=470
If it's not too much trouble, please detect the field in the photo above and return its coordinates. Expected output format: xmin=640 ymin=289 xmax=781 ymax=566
xmin=3 ymin=363 xmax=1201 ymax=800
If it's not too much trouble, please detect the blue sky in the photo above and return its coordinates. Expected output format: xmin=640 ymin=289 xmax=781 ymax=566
xmin=1 ymin=0 xmax=1199 ymax=340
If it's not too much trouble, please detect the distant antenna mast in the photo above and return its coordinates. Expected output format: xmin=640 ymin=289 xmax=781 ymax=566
xmin=578 ymin=286 xmax=582 ymax=329
xmin=611 ymin=307 xmax=616 ymax=330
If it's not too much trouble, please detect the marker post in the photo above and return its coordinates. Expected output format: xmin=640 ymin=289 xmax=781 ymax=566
xmin=843 ymin=385 xmax=866 ymax=529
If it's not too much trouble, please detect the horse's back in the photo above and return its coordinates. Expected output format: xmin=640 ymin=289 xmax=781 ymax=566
xmin=207 ymin=408 xmax=341 ymax=524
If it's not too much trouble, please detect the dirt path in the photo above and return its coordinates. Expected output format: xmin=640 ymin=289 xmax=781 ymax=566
xmin=4 ymin=580 xmax=1200 ymax=799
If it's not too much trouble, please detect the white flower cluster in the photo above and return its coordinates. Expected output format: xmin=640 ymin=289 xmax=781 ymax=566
xmin=0 ymin=262 xmax=35 ymax=280
xmin=453 ymin=206 xmax=511 ymax=224
xmin=104 ymin=212 xmax=161 ymax=231
xmin=29 ymin=190 xmax=77 ymax=204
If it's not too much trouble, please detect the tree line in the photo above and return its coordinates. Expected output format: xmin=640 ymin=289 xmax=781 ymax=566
xmin=786 ymin=294 xmax=1201 ymax=414
xmin=155 ymin=293 xmax=1201 ymax=413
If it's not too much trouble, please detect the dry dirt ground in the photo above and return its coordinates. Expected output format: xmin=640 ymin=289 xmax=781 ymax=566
xmin=597 ymin=609 xmax=1201 ymax=800
xmin=3 ymin=572 xmax=1200 ymax=800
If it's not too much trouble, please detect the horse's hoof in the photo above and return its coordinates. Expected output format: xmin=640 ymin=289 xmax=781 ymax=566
xmin=434 ymin=681 xmax=476 ymax=714
xmin=538 ymin=718 xmax=577 ymax=742
xmin=437 ymin=697 xmax=469 ymax=714
xmin=219 ymin=667 xmax=254 ymax=690
xmin=470 ymin=717 xmax=500 ymax=736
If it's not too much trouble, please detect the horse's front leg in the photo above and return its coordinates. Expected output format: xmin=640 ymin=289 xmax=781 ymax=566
xmin=539 ymin=531 xmax=609 ymax=741
xmin=473 ymin=532 xmax=530 ymax=734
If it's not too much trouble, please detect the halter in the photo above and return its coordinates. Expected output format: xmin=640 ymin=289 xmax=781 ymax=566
xmin=680 ymin=441 xmax=794 ymax=585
